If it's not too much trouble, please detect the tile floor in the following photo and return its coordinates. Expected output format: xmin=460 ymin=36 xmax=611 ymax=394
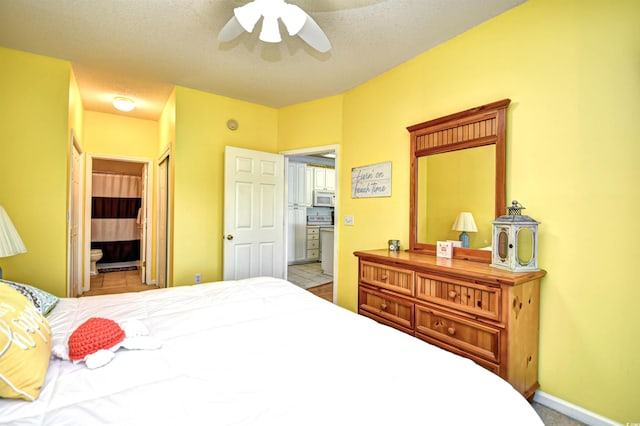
xmin=83 ymin=269 xmax=157 ymax=296
xmin=287 ymin=262 xmax=332 ymax=289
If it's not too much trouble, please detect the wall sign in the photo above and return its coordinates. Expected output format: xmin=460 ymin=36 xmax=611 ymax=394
xmin=351 ymin=161 xmax=392 ymax=198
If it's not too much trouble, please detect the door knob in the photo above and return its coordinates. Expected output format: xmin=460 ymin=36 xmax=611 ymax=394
xmin=226 ymin=234 xmax=234 ymax=240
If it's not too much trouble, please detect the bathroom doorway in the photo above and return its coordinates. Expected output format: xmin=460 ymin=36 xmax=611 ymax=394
xmin=83 ymin=154 xmax=153 ymax=293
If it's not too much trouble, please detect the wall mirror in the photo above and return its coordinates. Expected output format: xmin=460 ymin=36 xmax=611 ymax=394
xmin=408 ymin=99 xmax=510 ymax=262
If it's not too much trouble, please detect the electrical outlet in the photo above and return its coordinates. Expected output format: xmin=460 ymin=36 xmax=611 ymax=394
xmin=344 ymin=215 xmax=354 ymax=226
xmin=194 ymin=273 xmax=202 ymax=284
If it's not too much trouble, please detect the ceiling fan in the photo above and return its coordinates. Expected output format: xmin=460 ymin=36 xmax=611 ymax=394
xmin=218 ymin=0 xmax=332 ymax=53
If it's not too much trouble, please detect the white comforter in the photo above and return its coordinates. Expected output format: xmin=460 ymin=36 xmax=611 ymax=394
xmin=0 ymin=277 xmax=542 ymax=425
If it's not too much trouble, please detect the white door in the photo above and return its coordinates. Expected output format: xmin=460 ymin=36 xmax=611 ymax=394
xmin=67 ymin=136 xmax=83 ymax=297
xmin=223 ymin=146 xmax=285 ymax=280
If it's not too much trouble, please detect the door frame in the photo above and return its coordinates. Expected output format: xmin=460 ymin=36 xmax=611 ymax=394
xmin=67 ymin=130 xmax=84 ymax=297
xmin=280 ymin=144 xmax=340 ymax=304
xmin=156 ymin=145 xmax=171 ymax=288
xmin=83 ymin=153 xmax=153 ymax=291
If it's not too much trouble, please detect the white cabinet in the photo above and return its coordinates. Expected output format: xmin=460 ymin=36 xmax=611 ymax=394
xmin=287 ymin=206 xmax=307 ymax=264
xmin=306 ymin=226 xmax=319 ymax=260
xmin=304 ymin=167 xmax=314 ymax=206
xmin=320 ymin=228 xmax=334 ymax=275
xmin=311 ymin=167 xmax=335 ymax=191
xmin=288 ymin=162 xmax=312 ymax=207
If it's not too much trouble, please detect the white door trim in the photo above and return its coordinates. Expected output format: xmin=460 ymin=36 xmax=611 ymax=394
xmin=83 ymin=154 xmax=153 ymax=290
xmin=156 ymin=145 xmax=171 ymax=288
xmin=280 ymin=144 xmax=340 ymax=304
xmin=67 ymin=130 xmax=83 ymax=297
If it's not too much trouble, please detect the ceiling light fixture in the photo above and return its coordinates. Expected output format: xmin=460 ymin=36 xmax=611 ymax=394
xmin=218 ymin=0 xmax=331 ymax=53
xmin=113 ymin=96 xmax=136 ymax=112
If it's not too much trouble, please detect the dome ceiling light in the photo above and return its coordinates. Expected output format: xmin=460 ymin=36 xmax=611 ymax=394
xmin=112 ymin=96 xmax=136 ymax=112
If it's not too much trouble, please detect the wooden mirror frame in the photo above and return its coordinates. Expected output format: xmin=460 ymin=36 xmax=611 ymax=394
xmin=408 ymin=99 xmax=510 ymax=263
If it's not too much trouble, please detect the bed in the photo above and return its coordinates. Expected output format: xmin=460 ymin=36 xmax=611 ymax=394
xmin=1 ymin=277 xmax=543 ymax=425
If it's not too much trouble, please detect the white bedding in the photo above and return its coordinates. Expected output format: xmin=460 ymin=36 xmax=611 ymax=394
xmin=0 ymin=277 xmax=543 ymax=425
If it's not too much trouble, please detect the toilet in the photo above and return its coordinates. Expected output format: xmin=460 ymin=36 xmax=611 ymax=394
xmin=90 ymin=249 xmax=103 ymax=276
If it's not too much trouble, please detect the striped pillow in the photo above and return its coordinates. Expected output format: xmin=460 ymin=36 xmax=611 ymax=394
xmin=0 ymin=279 xmax=59 ymax=316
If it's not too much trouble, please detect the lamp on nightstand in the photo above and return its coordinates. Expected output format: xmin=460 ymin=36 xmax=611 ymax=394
xmin=452 ymin=212 xmax=477 ymax=248
xmin=0 ymin=206 xmax=27 ymax=280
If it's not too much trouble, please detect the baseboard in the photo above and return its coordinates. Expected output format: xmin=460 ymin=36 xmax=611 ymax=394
xmin=534 ymin=391 xmax=621 ymax=426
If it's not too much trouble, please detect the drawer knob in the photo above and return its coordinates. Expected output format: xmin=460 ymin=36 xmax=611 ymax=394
xmin=380 ymin=303 xmax=388 ymax=311
xmin=448 ymin=290 xmax=457 ymax=299
xmin=447 ymin=327 xmax=456 ymax=335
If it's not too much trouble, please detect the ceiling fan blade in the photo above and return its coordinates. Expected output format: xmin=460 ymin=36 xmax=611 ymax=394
xmin=218 ymin=16 xmax=245 ymax=42
xmin=280 ymin=4 xmax=306 ymax=36
xmin=234 ymin=1 xmax=262 ymax=33
xmin=259 ymin=15 xmax=281 ymax=43
xmin=297 ymin=15 xmax=331 ymax=53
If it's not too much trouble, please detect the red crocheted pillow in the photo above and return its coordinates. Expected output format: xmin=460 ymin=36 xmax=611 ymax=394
xmin=68 ymin=318 xmax=125 ymax=361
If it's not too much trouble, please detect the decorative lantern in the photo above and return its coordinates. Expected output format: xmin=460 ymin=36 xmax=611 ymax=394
xmin=491 ymin=201 xmax=540 ymax=272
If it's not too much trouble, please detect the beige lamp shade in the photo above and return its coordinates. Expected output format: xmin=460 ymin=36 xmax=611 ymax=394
xmin=452 ymin=212 xmax=478 ymax=232
xmin=0 ymin=206 xmax=27 ymax=258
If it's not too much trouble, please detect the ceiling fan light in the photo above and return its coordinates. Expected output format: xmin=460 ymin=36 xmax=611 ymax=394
xmin=281 ymin=4 xmax=306 ymax=36
xmin=234 ymin=2 xmax=261 ymax=33
xmin=113 ymin=97 xmax=135 ymax=112
xmin=259 ymin=16 xmax=281 ymax=43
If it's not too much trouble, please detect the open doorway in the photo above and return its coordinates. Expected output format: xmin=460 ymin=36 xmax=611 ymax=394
xmin=281 ymin=145 xmax=339 ymax=303
xmin=82 ymin=154 xmax=154 ymax=295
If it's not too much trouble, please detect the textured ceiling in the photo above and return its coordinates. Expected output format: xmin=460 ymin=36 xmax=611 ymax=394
xmin=0 ymin=0 xmax=525 ymax=120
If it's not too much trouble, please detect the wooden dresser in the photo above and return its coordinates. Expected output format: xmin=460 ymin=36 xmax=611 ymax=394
xmin=354 ymin=249 xmax=546 ymax=399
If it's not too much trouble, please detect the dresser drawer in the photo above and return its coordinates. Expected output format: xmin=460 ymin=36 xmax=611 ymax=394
xmin=307 ymin=239 xmax=319 ymax=249
xmin=416 ymin=273 xmax=500 ymax=321
xmin=306 ymin=249 xmax=319 ymax=259
xmin=359 ymin=286 xmax=413 ymax=330
xmin=360 ymin=260 xmax=414 ymax=296
xmin=307 ymin=233 xmax=319 ymax=241
xmin=415 ymin=304 xmax=500 ymax=363
xmin=307 ymin=227 xmax=319 ymax=236
xmin=415 ymin=333 xmax=501 ymax=375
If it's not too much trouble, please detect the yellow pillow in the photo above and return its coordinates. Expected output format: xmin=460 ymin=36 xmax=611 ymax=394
xmin=0 ymin=282 xmax=52 ymax=401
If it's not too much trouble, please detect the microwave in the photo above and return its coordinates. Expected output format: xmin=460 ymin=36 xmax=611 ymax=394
xmin=313 ymin=190 xmax=335 ymax=207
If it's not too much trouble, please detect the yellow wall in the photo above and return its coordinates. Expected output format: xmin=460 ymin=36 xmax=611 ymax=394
xmin=83 ymin=110 xmax=160 ymax=280
xmin=334 ymin=0 xmax=639 ymax=421
xmin=1 ymin=0 xmax=638 ymax=420
xmin=83 ymin=111 xmax=158 ymax=158
xmin=0 ymin=47 xmax=70 ymax=297
xmin=159 ymin=88 xmax=176 ymax=154
xmin=157 ymin=88 xmax=176 ymax=283
xmin=278 ymin=95 xmax=343 ymax=151
xmin=172 ymin=86 xmax=278 ymax=286
xmin=68 ymin=69 xmax=84 ymax=149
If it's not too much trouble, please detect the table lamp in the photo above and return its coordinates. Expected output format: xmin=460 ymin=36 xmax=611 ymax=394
xmin=0 ymin=206 xmax=27 ymax=279
xmin=452 ymin=212 xmax=477 ymax=248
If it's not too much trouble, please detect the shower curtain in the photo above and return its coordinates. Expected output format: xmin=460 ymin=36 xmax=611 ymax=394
xmin=91 ymin=173 xmax=142 ymax=266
